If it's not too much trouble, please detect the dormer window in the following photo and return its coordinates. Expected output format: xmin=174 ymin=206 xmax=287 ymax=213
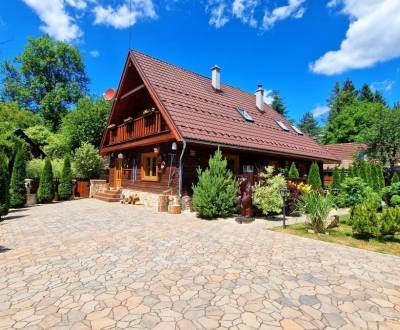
xmin=236 ymin=107 xmax=254 ymax=122
xmin=275 ymin=119 xmax=289 ymax=131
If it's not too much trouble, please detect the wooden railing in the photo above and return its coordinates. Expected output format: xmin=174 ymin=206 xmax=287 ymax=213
xmin=108 ymin=112 xmax=166 ymax=145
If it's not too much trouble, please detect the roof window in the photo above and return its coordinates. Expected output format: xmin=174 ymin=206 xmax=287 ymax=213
xmin=291 ymin=125 xmax=304 ymax=135
xmin=275 ymin=119 xmax=289 ymax=131
xmin=236 ymin=107 xmax=254 ymax=122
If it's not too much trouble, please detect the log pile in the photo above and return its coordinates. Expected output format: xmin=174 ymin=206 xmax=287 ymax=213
xmin=121 ymin=194 xmax=140 ymax=205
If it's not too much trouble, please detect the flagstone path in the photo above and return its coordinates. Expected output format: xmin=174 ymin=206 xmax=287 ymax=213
xmin=0 ymin=199 xmax=399 ymax=329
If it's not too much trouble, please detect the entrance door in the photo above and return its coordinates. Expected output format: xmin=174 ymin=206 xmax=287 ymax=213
xmin=114 ymin=159 xmax=123 ymax=189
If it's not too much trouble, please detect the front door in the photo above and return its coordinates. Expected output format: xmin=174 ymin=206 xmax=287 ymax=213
xmin=114 ymin=159 xmax=123 ymax=189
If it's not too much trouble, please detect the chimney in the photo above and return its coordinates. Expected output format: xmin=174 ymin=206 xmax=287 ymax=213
xmin=211 ymin=65 xmax=221 ymax=91
xmin=256 ymin=85 xmax=264 ymax=112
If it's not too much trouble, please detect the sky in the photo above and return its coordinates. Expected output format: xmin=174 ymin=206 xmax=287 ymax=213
xmin=0 ymin=0 xmax=400 ymax=124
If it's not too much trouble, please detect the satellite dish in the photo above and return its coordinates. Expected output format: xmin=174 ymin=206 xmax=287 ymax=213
xmin=103 ymin=88 xmax=116 ymax=101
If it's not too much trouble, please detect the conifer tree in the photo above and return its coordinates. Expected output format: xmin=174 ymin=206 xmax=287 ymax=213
xmin=308 ymin=162 xmax=322 ymax=190
xmin=37 ymin=158 xmax=54 ymax=203
xmin=373 ymin=91 xmax=386 ymax=105
xmin=271 ymin=90 xmax=287 ymax=117
xmin=9 ymin=147 xmax=27 ymax=208
xmin=0 ymin=152 xmax=9 ymax=220
xmin=58 ymin=156 xmax=73 ymax=200
xmin=359 ymin=84 xmax=374 ymax=102
xmin=376 ymin=163 xmax=385 ymax=190
xmin=288 ymin=162 xmax=299 ymax=178
xmin=392 ymin=172 xmax=400 ymax=185
xmin=331 ymin=167 xmax=340 ymax=191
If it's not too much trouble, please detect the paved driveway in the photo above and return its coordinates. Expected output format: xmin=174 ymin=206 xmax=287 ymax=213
xmin=0 ymin=199 xmax=400 ymax=330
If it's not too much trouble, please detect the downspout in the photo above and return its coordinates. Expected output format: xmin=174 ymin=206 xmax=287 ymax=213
xmin=178 ymin=140 xmax=187 ymax=198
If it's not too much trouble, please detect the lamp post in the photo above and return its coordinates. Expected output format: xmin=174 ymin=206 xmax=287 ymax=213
xmin=280 ymin=187 xmax=289 ymax=229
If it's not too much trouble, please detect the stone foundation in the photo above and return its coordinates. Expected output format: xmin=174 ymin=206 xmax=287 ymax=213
xmin=89 ymin=180 xmax=109 ymax=198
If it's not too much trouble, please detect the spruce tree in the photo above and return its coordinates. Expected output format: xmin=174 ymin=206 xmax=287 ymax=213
xmin=298 ymin=112 xmax=320 ymax=139
xmin=0 ymin=152 xmax=9 ymax=220
xmin=271 ymin=90 xmax=287 ymax=117
xmin=308 ymin=162 xmax=322 ymax=190
xmin=288 ymin=162 xmax=299 ymax=178
xmin=331 ymin=167 xmax=340 ymax=191
xmin=9 ymin=147 xmax=27 ymax=208
xmin=359 ymin=84 xmax=374 ymax=102
xmin=373 ymin=91 xmax=386 ymax=105
xmin=58 ymin=156 xmax=73 ymax=200
xmin=392 ymin=172 xmax=400 ymax=185
xmin=37 ymin=158 xmax=54 ymax=203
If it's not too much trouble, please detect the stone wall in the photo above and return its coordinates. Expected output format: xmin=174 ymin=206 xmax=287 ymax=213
xmin=89 ymin=180 xmax=109 ymax=198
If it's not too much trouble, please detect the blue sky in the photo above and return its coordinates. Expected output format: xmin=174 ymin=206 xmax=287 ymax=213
xmin=1 ymin=0 xmax=399 ymax=123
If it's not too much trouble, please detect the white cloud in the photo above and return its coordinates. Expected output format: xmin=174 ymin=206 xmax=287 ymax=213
xmin=264 ymin=89 xmax=273 ymax=105
xmin=310 ymin=0 xmax=400 ymax=75
xmin=371 ymin=80 xmax=395 ymax=92
xmin=65 ymin=0 xmax=87 ymax=10
xmin=232 ymin=0 xmax=258 ymax=27
xmin=207 ymin=1 xmax=230 ymax=28
xmin=22 ymin=0 xmax=82 ymax=41
xmin=263 ymin=0 xmax=306 ymax=30
xmin=312 ymin=105 xmax=330 ymax=118
xmin=93 ymin=0 xmax=156 ymax=29
xmin=89 ymin=49 xmax=100 ymax=57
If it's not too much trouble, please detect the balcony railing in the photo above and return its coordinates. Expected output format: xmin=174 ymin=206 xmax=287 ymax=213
xmin=108 ymin=112 xmax=167 ymax=145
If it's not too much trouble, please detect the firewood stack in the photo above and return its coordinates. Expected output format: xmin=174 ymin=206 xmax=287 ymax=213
xmin=121 ymin=194 xmax=140 ymax=205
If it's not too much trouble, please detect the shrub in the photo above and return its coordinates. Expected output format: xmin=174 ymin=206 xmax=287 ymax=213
xmin=297 ymin=191 xmax=334 ymax=233
xmin=331 ymin=167 xmax=341 ymax=191
xmin=58 ymin=156 xmax=73 ymax=200
xmin=26 ymin=159 xmax=44 ymax=179
xmin=192 ymin=149 xmax=239 ymax=218
xmin=37 ymin=158 xmax=54 ymax=203
xmin=351 ymin=203 xmax=380 ymax=238
xmin=337 ymin=177 xmax=369 ymax=208
xmin=74 ymin=143 xmax=104 ymax=180
xmin=0 ymin=152 xmax=9 ymax=219
xmin=379 ymin=207 xmax=400 ymax=236
xmin=288 ymin=162 xmax=299 ymax=178
xmin=382 ymin=182 xmax=400 ymax=207
xmin=51 ymin=158 xmax=64 ymax=179
xmin=286 ymin=181 xmax=301 ymax=215
xmin=253 ymin=166 xmax=286 ymax=215
xmin=9 ymin=147 xmax=27 ymax=208
xmin=307 ymin=162 xmax=322 ymax=190
xmin=392 ymin=172 xmax=400 ymax=185
xmin=376 ymin=164 xmax=385 ymax=190
xmin=390 ymin=195 xmax=400 ymax=206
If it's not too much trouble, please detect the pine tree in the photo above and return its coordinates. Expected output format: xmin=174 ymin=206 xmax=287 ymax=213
xmin=373 ymin=91 xmax=386 ymax=105
xmin=288 ymin=162 xmax=299 ymax=178
xmin=192 ymin=149 xmax=239 ymax=218
xmin=331 ymin=167 xmax=340 ymax=191
xmin=0 ymin=152 xmax=9 ymax=220
xmin=308 ymin=162 xmax=322 ymax=190
xmin=37 ymin=158 xmax=54 ymax=203
xmin=271 ymin=90 xmax=287 ymax=116
xmin=391 ymin=172 xmax=399 ymax=185
xmin=298 ymin=112 xmax=320 ymax=139
xmin=359 ymin=84 xmax=374 ymax=102
xmin=9 ymin=147 xmax=27 ymax=208
xmin=58 ymin=156 xmax=73 ymax=200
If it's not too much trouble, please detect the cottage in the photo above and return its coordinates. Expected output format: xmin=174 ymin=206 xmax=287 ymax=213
xmin=98 ymin=51 xmax=337 ymax=204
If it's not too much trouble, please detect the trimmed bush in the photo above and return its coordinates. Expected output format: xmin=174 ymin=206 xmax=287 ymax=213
xmin=392 ymin=172 xmax=400 ymax=185
xmin=9 ymin=147 xmax=27 ymax=208
xmin=58 ymin=156 xmax=73 ymax=200
xmin=0 ymin=152 xmax=9 ymax=219
xmin=288 ymin=162 xmax=299 ymax=178
xmin=337 ymin=177 xmax=369 ymax=208
xmin=307 ymin=162 xmax=322 ymax=190
xmin=192 ymin=149 xmax=239 ymax=218
xmin=37 ymin=158 xmax=54 ymax=203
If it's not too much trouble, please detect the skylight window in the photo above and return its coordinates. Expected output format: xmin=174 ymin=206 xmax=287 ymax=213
xmin=291 ymin=125 xmax=304 ymax=135
xmin=236 ymin=107 xmax=254 ymax=122
xmin=275 ymin=119 xmax=289 ymax=131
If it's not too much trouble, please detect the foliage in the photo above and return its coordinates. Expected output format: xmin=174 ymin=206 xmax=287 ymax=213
xmin=60 ymin=97 xmax=111 ymax=151
xmin=9 ymin=146 xmax=27 ymax=208
xmin=270 ymin=90 xmax=286 ymax=117
xmin=192 ymin=149 xmax=239 ymax=218
xmin=26 ymin=158 xmax=44 ymax=179
xmin=390 ymin=195 xmax=400 ymax=207
xmin=391 ymin=172 xmax=400 ymax=185
xmin=73 ymin=143 xmax=104 ymax=180
xmin=337 ymin=177 xmax=369 ymax=207
xmin=358 ymin=84 xmax=374 ymax=102
xmin=37 ymin=158 xmax=54 ymax=203
xmin=307 ymin=162 xmax=322 ymax=190
xmin=288 ymin=162 xmax=299 ymax=178
xmin=382 ymin=183 xmax=400 ymax=207
xmin=1 ymin=36 xmax=89 ymax=131
xmin=331 ymin=167 xmax=341 ymax=191
xmin=58 ymin=156 xmax=73 ymax=200
xmin=0 ymin=152 xmax=9 ymax=219
xmin=297 ymin=191 xmax=334 ymax=233
xmin=253 ymin=166 xmax=287 ymax=215
xmin=25 ymin=125 xmax=53 ymax=147
xmin=298 ymin=111 xmax=321 ymax=140
xmin=51 ymin=158 xmax=65 ymax=179
xmin=286 ymin=181 xmax=302 ymax=215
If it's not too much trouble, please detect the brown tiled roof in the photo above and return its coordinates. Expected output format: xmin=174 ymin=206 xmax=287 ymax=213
xmin=131 ymin=51 xmax=337 ymax=162
xmin=323 ymin=143 xmax=367 ymax=170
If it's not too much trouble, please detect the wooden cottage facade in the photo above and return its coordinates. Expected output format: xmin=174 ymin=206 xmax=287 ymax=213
xmin=99 ymin=51 xmax=337 ymax=199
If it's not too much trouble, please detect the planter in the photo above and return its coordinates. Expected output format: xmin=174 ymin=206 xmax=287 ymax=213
xmin=74 ymin=180 xmax=90 ymax=198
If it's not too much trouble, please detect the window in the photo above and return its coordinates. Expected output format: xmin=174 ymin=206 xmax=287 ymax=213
xmin=141 ymin=152 xmax=158 ymax=181
xmin=243 ymin=165 xmax=254 ymax=173
xmin=291 ymin=125 xmax=303 ymax=135
xmin=275 ymin=119 xmax=289 ymax=131
xmin=236 ymin=107 xmax=254 ymax=122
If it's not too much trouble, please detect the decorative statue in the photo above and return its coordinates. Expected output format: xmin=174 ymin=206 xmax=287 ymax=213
xmin=236 ymin=177 xmax=254 ymax=222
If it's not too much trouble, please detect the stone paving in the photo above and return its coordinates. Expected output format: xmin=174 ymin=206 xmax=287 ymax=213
xmin=0 ymin=199 xmax=400 ymax=330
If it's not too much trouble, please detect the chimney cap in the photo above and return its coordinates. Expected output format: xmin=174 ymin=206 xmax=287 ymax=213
xmin=257 ymin=84 xmax=264 ymax=90
xmin=211 ymin=65 xmax=221 ymax=71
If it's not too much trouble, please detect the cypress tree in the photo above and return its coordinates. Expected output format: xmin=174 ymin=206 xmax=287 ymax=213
xmin=0 ymin=152 xmax=9 ymax=220
xmin=288 ymin=162 xmax=299 ymax=178
xmin=376 ymin=163 xmax=385 ymax=190
xmin=58 ymin=156 xmax=73 ymax=200
xmin=308 ymin=162 xmax=322 ymax=190
xmin=331 ymin=167 xmax=340 ymax=191
xmin=392 ymin=172 xmax=400 ymax=185
xmin=9 ymin=147 xmax=27 ymax=208
xmin=339 ymin=168 xmax=346 ymax=184
xmin=37 ymin=158 xmax=54 ymax=203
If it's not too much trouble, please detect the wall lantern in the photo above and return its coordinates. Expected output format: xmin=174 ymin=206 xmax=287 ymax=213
xmin=154 ymin=147 xmax=160 ymax=155
xmin=117 ymin=153 xmax=124 ymax=159
xmin=171 ymin=142 xmax=177 ymax=151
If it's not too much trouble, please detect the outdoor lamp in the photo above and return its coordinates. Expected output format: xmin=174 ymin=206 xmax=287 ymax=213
xmin=171 ymin=142 xmax=177 ymax=151
xmin=117 ymin=153 xmax=124 ymax=159
xmin=279 ymin=187 xmax=289 ymax=229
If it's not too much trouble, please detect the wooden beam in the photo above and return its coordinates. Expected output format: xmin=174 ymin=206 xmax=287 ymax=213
xmin=119 ymin=84 xmax=145 ymax=100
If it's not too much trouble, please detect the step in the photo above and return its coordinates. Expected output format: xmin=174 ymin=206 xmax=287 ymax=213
xmin=94 ymin=194 xmax=121 ymax=203
xmin=96 ymin=191 xmax=121 ymax=199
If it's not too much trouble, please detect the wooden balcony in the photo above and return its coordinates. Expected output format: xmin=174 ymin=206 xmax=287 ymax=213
xmin=108 ymin=112 xmax=167 ymax=145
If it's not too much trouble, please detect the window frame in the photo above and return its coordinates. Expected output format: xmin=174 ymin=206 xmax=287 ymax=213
xmin=141 ymin=152 xmax=159 ymax=181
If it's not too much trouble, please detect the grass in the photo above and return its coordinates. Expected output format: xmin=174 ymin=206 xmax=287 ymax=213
xmin=272 ymin=215 xmax=400 ymax=256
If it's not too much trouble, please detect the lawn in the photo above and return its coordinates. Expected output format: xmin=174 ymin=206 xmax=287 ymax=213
xmin=272 ymin=216 xmax=400 ymax=256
